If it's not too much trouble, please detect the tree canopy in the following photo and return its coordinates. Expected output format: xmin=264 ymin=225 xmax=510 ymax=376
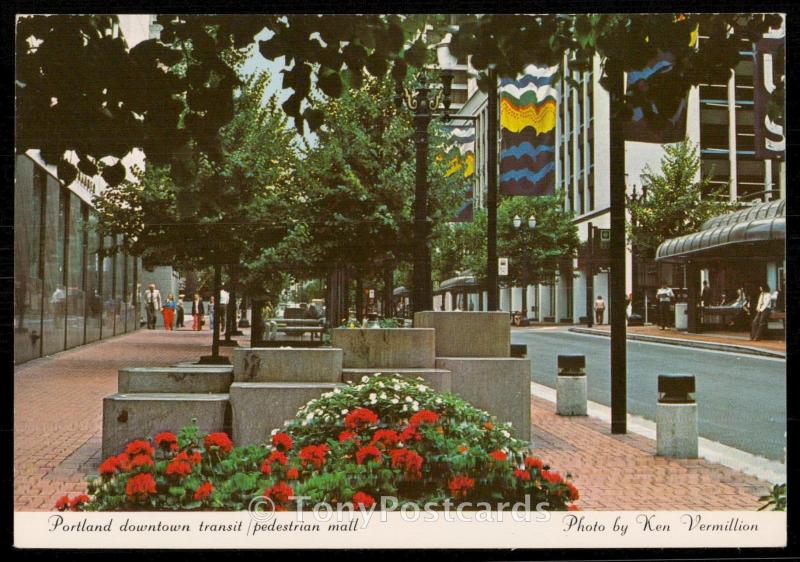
xmin=625 ymin=140 xmax=736 ymax=256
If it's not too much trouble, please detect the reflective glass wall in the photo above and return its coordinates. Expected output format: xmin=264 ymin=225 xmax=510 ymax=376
xmin=14 ymin=154 xmax=141 ymax=365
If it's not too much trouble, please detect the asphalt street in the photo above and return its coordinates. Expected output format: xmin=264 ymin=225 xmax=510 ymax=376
xmin=512 ymin=328 xmax=787 ymax=461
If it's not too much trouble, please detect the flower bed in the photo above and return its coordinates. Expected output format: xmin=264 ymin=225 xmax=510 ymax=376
xmin=58 ymin=374 xmax=578 ymax=511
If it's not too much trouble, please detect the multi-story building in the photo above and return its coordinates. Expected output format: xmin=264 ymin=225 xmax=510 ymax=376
xmin=441 ymin=33 xmax=785 ymax=324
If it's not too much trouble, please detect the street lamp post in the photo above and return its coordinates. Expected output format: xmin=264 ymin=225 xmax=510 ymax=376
xmin=513 ymin=214 xmax=536 ymax=321
xmin=395 ymin=34 xmax=476 ymax=314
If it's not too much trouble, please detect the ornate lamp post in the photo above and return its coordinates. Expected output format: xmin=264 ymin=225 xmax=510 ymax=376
xmin=394 ymin=34 xmax=467 ymax=314
xmin=513 ymin=214 xmax=536 ymax=320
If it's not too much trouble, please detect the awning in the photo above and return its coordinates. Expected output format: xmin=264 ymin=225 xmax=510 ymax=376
xmin=393 ymin=286 xmax=410 ymax=297
xmin=655 ymin=200 xmax=785 ymax=262
xmin=436 ymin=274 xmax=481 ymax=293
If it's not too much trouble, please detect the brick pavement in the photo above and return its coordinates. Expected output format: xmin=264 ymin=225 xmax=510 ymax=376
xmin=14 ymin=328 xmax=773 ymax=511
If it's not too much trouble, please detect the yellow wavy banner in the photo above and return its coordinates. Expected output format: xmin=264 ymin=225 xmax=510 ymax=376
xmin=500 ymin=98 xmax=557 ymax=135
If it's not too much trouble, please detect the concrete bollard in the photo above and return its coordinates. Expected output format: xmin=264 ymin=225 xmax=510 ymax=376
xmin=556 ymin=354 xmax=587 ymax=416
xmin=656 ymin=374 xmax=698 ymax=458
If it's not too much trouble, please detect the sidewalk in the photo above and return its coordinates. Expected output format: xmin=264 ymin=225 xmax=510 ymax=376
xmin=567 ymin=324 xmax=785 ymax=357
xmin=14 ymin=328 xmax=773 ymax=511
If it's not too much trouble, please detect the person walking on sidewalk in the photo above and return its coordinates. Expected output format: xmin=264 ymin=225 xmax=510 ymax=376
xmin=750 ymin=284 xmax=773 ymax=341
xmin=144 ymin=283 xmax=162 ymax=329
xmin=161 ymin=294 xmax=177 ymax=331
xmin=594 ymin=295 xmax=606 ymax=325
xmin=219 ymin=286 xmax=229 ymax=333
xmin=656 ymin=284 xmax=675 ymax=330
xmin=208 ymin=296 xmax=216 ymax=331
xmin=191 ymin=293 xmax=205 ymax=331
xmin=175 ymin=293 xmax=186 ymax=328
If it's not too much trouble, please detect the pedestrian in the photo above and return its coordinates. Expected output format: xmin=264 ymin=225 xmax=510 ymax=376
xmin=701 ymin=280 xmax=712 ymax=307
xmin=219 ymin=286 xmax=229 ymax=333
xmin=656 ymin=283 xmax=675 ymax=330
xmin=208 ymin=296 xmax=216 ymax=331
xmin=144 ymin=283 xmax=162 ymax=329
xmin=594 ymin=295 xmax=606 ymax=325
xmin=176 ymin=293 xmax=185 ymax=328
xmin=191 ymin=293 xmax=205 ymax=331
xmin=162 ymin=294 xmax=177 ymax=331
xmin=750 ymin=284 xmax=773 ymax=341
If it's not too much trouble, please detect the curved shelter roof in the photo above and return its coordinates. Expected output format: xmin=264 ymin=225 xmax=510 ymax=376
xmin=436 ymin=274 xmax=481 ymax=293
xmin=655 ymin=200 xmax=785 ymax=262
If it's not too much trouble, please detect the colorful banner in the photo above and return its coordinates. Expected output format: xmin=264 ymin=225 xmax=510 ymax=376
xmin=753 ymin=17 xmax=785 ymax=160
xmin=623 ymin=50 xmax=688 ymax=143
xmin=499 ymin=65 xmax=557 ymax=196
xmin=444 ymin=125 xmax=475 ymax=222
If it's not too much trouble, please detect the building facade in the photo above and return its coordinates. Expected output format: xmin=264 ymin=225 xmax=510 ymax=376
xmin=441 ymin=37 xmax=785 ymax=324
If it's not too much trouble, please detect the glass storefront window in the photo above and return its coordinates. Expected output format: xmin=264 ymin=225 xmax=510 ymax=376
xmin=14 ymin=156 xmax=43 ymax=363
xmin=66 ymin=193 xmax=86 ymax=349
xmin=115 ymin=236 xmax=126 ymax=335
xmin=85 ymin=212 xmax=102 ymax=343
xmin=42 ymin=177 xmax=66 ymax=356
xmin=101 ymin=236 xmax=115 ymax=338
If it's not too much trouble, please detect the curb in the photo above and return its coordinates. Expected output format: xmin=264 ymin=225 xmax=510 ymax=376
xmin=568 ymin=327 xmax=785 ymax=359
xmin=530 ymin=382 xmax=787 ymax=485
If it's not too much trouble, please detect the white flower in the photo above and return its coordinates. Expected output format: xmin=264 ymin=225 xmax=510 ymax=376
xmin=271 ymin=428 xmax=279 ymax=436
xmin=369 ymin=393 xmax=377 ymax=401
xmin=361 ymin=376 xmax=370 ymax=383
xmin=411 ymin=403 xmax=419 ymax=411
xmin=405 ymin=396 xmax=413 ymax=403
xmin=315 ymin=409 xmax=323 ymax=415
xmin=377 ymin=382 xmax=385 ymax=388
xmin=402 ymin=404 xmax=408 ymax=412
xmin=306 ymin=413 xmax=314 ymax=420
xmin=380 ymin=392 xmax=387 ymax=400
xmin=417 ymin=385 xmax=428 ymax=392
xmin=341 ymin=409 xmax=348 ymax=415
xmin=435 ymin=398 xmax=442 ymax=405
xmin=324 ymin=415 xmax=331 ymax=422
xmin=391 ymin=398 xmax=399 ymax=404
xmin=333 ymin=388 xmax=341 ymax=395
xmin=501 ymin=430 xmax=511 ymax=438
xmin=301 ymin=420 xmax=308 ymax=426
xmin=284 ymin=420 xmax=291 ymax=426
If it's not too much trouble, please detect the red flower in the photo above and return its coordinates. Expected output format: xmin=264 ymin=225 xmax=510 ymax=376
xmin=69 ymin=494 xmax=90 ymax=510
xmin=54 ymin=495 xmax=71 ymax=511
xmin=448 ymin=475 xmax=475 ymax=498
xmin=98 ymin=455 xmax=120 ymax=476
xmin=389 ymin=448 xmax=424 ymax=479
xmin=298 ymin=444 xmax=329 ymax=470
xmin=126 ymin=472 xmax=157 ymax=501
xmin=352 ymin=491 xmax=376 ymax=509
xmin=355 ymin=445 xmax=383 ymax=465
xmin=524 ymin=456 xmax=544 ymax=471
xmin=286 ymin=467 xmax=299 ymax=480
xmin=567 ymin=482 xmax=580 ymax=501
xmin=194 ymin=481 xmax=214 ymax=501
xmin=271 ymin=432 xmax=293 ymax=452
xmin=260 ymin=451 xmax=288 ymax=475
xmin=568 ymin=504 xmax=581 ymax=511
xmin=514 ymin=468 xmax=531 ymax=481
xmin=204 ymin=432 xmax=233 ymax=454
xmin=125 ymin=439 xmax=154 ymax=458
xmin=115 ymin=453 xmax=131 ymax=472
xmin=399 ymin=425 xmax=421 ymax=442
xmin=370 ymin=429 xmax=400 ymax=449
xmin=264 ymin=481 xmax=293 ymax=505
xmin=338 ymin=430 xmax=358 ymax=443
xmin=409 ymin=409 xmax=439 ymax=426
xmin=541 ymin=470 xmax=563 ymax=485
xmin=166 ymin=458 xmax=193 ymax=477
xmin=190 ymin=450 xmax=203 ymax=465
xmin=484 ymin=421 xmax=495 ymax=430
xmin=489 ymin=449 xmax=508 ymax=462
xmin=154 ymin=431 xmax=178 ymax=451
xmin=344 ymin=407 xmax=379 ymax=430
xmin=129 ymin=454 xmax=154 ymax=470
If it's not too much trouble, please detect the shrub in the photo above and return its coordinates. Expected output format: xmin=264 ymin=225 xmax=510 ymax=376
xmin=66 ymin=374 xmax=578 ymax=511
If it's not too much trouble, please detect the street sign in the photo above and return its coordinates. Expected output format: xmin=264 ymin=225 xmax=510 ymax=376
xmin=599 ymin=228 xmax=611 ymax=250
xmin=368 ymin=289 xmax=375 ymax=299
xmin=498 ymin=257 xmax=509 ymax=276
